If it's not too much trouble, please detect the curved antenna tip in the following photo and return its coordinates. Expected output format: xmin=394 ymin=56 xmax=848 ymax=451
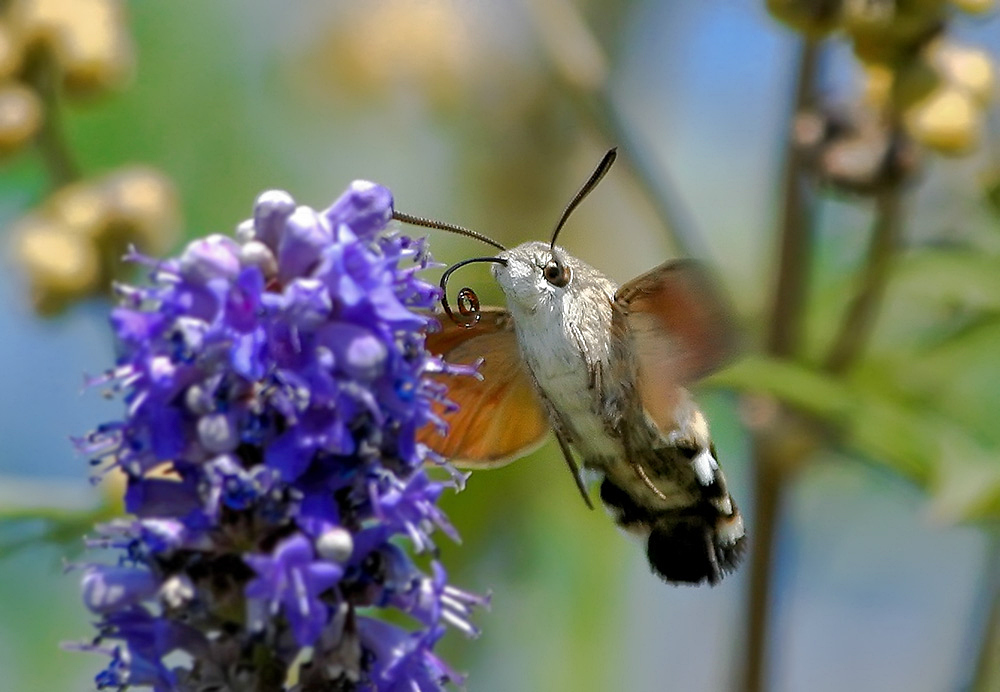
xmin=549 ymin=147 xmax=619 ymax=249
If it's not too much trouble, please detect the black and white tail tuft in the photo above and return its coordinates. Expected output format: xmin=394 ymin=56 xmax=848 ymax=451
xmin=600 ymin=444 xmax=745 ymax=585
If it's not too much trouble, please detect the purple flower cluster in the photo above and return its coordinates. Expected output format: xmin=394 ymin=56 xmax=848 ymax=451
xmin=72 ymin=183 xmax=486 ymax=691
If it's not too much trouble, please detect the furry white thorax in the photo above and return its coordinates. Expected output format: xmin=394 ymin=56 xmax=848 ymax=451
xmin=493 ymin=241 xmax=621 ymax=459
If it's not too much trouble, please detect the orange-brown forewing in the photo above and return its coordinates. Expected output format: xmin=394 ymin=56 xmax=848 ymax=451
xmin=615 ymin=260 xmax=737 ymax=431
xmin=420 ymin=308 xmax=550 ymax=467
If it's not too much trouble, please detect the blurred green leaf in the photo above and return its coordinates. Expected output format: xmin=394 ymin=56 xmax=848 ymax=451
xmin=855 ymin=319 xmax=1000 ymax=445
xmin=706 ymin=355 xmax=852 ymax=420
xmin=927 ymin=430 xmax=1000 ymax=523
xmin=890 ymin=250 xmax=1000 ymax=313
xmin=710 ymin=355 xmax=1000 ymax=520
xmin=706 ymin=355 xmax=935 ymax=483
xmin=985 ymin=171 xmax=1000 ymax=222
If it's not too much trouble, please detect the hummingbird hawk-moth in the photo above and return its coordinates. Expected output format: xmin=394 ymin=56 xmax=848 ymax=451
xmin=395 ymin=149 xmax=746 ymax=585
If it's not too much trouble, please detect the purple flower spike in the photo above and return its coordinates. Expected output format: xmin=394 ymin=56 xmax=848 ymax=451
xmin=73 ymin=184 xmax=483 ymax=690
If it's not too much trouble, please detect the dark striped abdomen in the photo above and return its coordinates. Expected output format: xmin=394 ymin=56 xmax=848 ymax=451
xmin=599 ymin=444 xmax=745 ymax=585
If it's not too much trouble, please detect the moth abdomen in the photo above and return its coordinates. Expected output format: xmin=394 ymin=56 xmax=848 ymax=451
xmin=599 ymin=445 xmax=746 ymax=586
xmin=646 ymin=506 xmax=746 ymax=586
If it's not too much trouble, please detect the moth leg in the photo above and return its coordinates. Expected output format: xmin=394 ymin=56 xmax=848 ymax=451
xmin=622 ymin=426 xmax=668 ymax=502
xmin=554 ymin=429 xmax=594 ymax=510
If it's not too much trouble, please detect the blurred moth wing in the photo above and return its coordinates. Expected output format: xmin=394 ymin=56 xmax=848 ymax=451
xmin=420 ymin=307 xmax=550 ymax=467
xmin=615 ymin=259 xmax=738 ymax=435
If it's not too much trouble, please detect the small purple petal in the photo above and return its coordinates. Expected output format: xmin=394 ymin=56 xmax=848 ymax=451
xmin=179 ymin=235 xmax=242 ymax=285
xmin=319 ymin=322 xmax=388 ymax=381
xmin=82 ymin=567 xmax=159 ymax=614
xmin=125 ymin=476 xmax=202 ymax=517
xmin=252 ymin=189 xmax=296 ymax=251
xmin=324 ymin=180 xmax=394 ymax=239
xmin=277 ymin=206 xmax=333 ymax=283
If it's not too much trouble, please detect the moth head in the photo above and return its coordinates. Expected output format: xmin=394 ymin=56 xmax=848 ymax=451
xmin=493 ymin=241 xmax=577 ymax=311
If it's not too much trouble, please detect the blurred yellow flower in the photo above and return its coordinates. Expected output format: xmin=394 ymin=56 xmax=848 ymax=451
xmin=11 ymin=0 xmax=135 ymax=95
xmin=0 ymin=81 xmax=41 ymax=153
xmin=317 ymin=0 xmax=474 ymax=106
xmin=904 ymin=85 xmax=981 ymax=154
xmin=12 ymin=166 xmax=180 ymax=314
xmin=15 ymin=216 xmax=100 ymax=314
xmin=931 ymin=42 xmax=996 ymax=106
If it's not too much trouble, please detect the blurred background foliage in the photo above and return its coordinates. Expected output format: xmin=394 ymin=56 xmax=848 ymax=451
xmin=0 ymin=0 xmax=999 ymax=690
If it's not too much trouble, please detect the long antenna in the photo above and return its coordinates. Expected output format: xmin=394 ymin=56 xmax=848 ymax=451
xmin=549 ymin=147 xmax=618 ymax=250
xmin=393 ymin=210 xmax=507 ymax=252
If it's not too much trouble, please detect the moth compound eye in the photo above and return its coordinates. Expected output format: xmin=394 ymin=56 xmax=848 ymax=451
xmin=543 ymin=260 xmax=571 ymax=288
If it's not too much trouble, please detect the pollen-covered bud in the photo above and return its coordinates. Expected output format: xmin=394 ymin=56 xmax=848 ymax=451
xmin=197 ymin=413 xmax=240 ymax=454
xmin=159 ymin=574 xmax=195 ymax=610
xmin=0 ymin=82 xmax=42 ymax=154
xmin=314 ymin=0 xmax=475 ymax=108
xmin=316 ymin=527 xmax=354 ymax=564
xmin=891 ymin=39 xmax=994 ymax=155
xmin=14 ymin=215 xmax=100 ymax=314
xmin=239 ymin=239 xmax=278 ymax=279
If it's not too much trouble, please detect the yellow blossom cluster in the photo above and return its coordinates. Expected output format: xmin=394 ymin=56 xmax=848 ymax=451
xmin=768 ymin=0 xmax=996 ymax=155
xmin=0 ymin=0 xmax=134 ymax=155
xmin=14 ymin=167 xmax=178 ymax=314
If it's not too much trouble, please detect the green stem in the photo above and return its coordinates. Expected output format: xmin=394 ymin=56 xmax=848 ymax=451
xmin=823 ymin=185 xmax=904 ymax=374
xmin=742 ymin=38 xmax=821 ymax=692
xmin=23 ymin=48 xmax=81 ymax=187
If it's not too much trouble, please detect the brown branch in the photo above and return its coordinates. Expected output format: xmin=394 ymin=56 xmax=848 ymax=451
xmin=766 ymin=41 xmax=822 ymax=358
xmin=823 ymin=185 xmax=904 ymax=374
xmin=742 ymin=38 xmax=822 ymax=692
xmin=970 ymin=535 xmax=1000 ymax=692
xmin=23 ymin=48 xmax=81 ymax=187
